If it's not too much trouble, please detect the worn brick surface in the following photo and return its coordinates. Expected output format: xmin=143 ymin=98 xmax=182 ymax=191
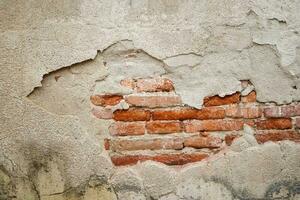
xmin=225 ymin=106 xmax=262 ymax=119
xmin=264 ymin=104 xmax=300 ymax=118
xmin=203 ymin=92 xmax=240 ymax=107
xmin=125 ymin=94 xmax=181 ymax=108
xmin=256 ymin=118 xmax=292 ymax=130
xmin=184 ymin=120 xmax=244 ymax=132
xmin=109 ymin=122 xmax=145 ymax=136
xmin=90 ymin=94 xmax=123 ymax=106
xmin=255 ymin=130 xmax=300 ymax=143
xmin=111 ymin=152 xmax=209 ymax=166
xmin=152 ymin=107 xmax=225 ymax=120
xmin=113 ymin=109 xmax=151 ymax=121
xmin=136 ymin=78 xmax=174 ymax=92
xmin=184 ymin=136 xmax=222 ymax=148
xmin=146 ymin=121 xmax=182 ymax=134
xmin=91 ymin=107 xmax=113 ymax=119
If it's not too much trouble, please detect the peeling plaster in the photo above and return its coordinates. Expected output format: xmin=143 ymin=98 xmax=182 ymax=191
xmin=1 ymin=0 xmax=300 ymax=199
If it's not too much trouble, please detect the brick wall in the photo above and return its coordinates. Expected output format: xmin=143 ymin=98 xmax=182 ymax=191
xmin=91 ymin=78 xmax=300 ymax=166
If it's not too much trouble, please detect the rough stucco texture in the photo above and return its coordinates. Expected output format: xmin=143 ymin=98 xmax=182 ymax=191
xmin=1 ymin=0 xmax=300 ymax=199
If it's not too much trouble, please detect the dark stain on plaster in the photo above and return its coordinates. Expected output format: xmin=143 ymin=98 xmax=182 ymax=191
xmin=206 ymin=177 xmax=300 ymax=200
xmin=265 ymin=181 xmax=300 ymax=199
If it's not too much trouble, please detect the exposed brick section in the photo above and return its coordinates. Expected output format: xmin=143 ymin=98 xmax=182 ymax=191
xmin=125 ymin=94 xmax=181 ymax=108
xmin=109 ymin=122 xmax=145 ymax=136
xmin=111 ymin=152 xmax=209 ymax=166
xmin=225 ymin=106 xmax=262 ymax=119
xmin=113 ymin=109 xmax=151 ymax=121
xmin=91 ymin=78 xmax=300 ymax=166
xmin=152 ymin=107 xmax=225 ymax=121
xmin=90 ymin=94 xmax=123 ymax=106
xmin=264 ymin=104 xmax=300 ymax=118
xmin=184 ymin=120 xmax=244 ymax=132
xmin=241 ymin=91 xmax=256 ymax=103
xmin=203 ymin=92 xmax=240 ymax=107
xmin=184 ymin=136 xmax=222 ymax=148
xmin=296 ymin=118 xmax=300 ymax=128
xmin=91 ymin=107 xmax=113 ymax=119
xmin=109 ymin=138 xmax=183 ymax=151
xmin=146 ymin=121 xmax=182 ymax=134
xmin=255 ymin=130 xmax=300 ymax=144
xmin=136 ymin=78 xmax=174 ymax=92
xmin=256 ymin=118 xmax=292 ymax=130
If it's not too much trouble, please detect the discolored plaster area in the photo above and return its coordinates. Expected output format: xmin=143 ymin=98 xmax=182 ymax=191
xmin=1 ymin=0 xmax=300 ymax=199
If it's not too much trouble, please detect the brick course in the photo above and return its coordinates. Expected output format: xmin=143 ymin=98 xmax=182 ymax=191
xmin=152 ymin=107 xmax=225 ymax=120
xmin=113 ymin=109 xmax=151 ymax=121
xmin=146 ymin=121 xmax=183 ymax=134
xmin=110 ymin=138 xmax=183 ymax=151
xmin=264 ymin=104 xmax=300 ymax=118
xmin=111 ymin=152 xmax=209 ymax=166
xmin=184 ymin=136 xmax=222 ymax=148
xmin=184 ymin=120 xmax=244 ymax=132
xmin=256 ymin=118 xmax=292 ymax=130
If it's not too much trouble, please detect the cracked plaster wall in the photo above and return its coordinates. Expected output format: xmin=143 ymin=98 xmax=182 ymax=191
xmin=1 ymin=0 xmax=300 ymax=199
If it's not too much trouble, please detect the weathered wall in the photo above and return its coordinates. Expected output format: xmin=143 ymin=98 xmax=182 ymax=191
xmin=1 ymin=0 xmax=300 ymax=199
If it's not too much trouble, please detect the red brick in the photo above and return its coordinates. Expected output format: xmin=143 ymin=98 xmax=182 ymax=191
xmin=125 ymin=94 xmax=181 ymax=108
xmin=113 ymin=109 xmax=151 ymax=121
xmin=152 ymin=107 xmax=225 ymax=121
xmin=110 ymin=138 xmax=183 ymax=151
xmin=184 ymin=136 xmax=222 ymax=148
xmin=241 ymin=91 xmax=256 ymax=103
xmin=255 ymin=130 xmax=300 ymax=144
xmin=184 ymin=120 xmax=244 ymax=133
xmin=91 ymin=107 xmax=113 ymax=119
xmin=225 ymin=105 xmax=262 ymax=119
xmin=136 ymin=78 xmax=174 ymax=92
xmin=90 ymin=94 xmax=123 ymax=106
xmin=203 ymin=92 xmax=240 ymax=107
xmin=146 ymin=121 xmax=182 ymax=134
xmin=104 ymin=138 xmax=110 ymax=150
xmin=225 ymin=134 xmax=239 ymax=146
xmin=110 ymin=152 xmax=209 ymax=166
xmin=264 ymin=104 xmax=300 ymax=118
xmin=296 ymin=118 xmax=300 ymax=128
xmin=256 ymin=118 xmax=292 ymax=130
xmin=152 ymin=153 xmax=209 ymax=165
xmin=109 ymin=122 xmax=145 ymax=136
